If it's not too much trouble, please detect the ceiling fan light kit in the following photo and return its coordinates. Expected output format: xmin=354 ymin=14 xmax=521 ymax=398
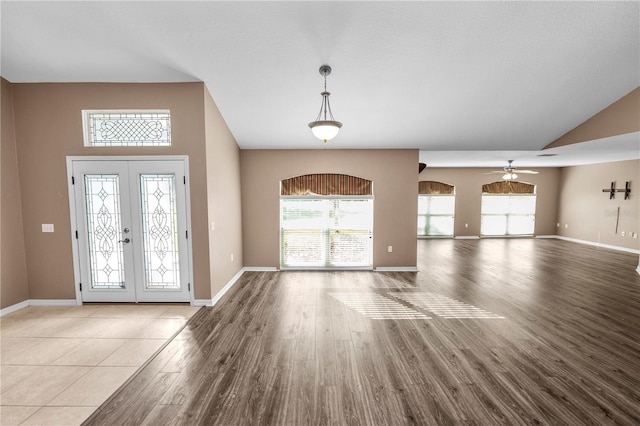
xmin=308 ymin=65 xmax=342 ymax=143
xmin=485 ymin=160 xmax=538 ymax=180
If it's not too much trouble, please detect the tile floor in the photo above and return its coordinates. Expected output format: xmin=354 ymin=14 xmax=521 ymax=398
xmin=0 ymin=304 xmax=201 ymax=425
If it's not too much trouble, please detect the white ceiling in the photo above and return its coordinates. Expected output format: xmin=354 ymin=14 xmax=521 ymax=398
xmin=2 ymin=1 xmax=639 ymax=166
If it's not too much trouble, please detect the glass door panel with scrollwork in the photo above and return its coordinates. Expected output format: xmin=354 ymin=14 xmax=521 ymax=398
xmin=85 ymin=174 xmax=127 ymax=289
xmin=139 ymin=174 xmax=181 ymax=290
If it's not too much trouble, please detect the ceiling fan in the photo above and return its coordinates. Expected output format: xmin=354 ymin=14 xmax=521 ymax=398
xmin=484 ymin=160 xmax=538 ymax=180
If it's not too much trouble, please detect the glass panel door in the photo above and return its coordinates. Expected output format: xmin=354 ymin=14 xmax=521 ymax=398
xmin=329 ymin=199 xmax=373 ymax=267
xmin=280 ymin=197 xmax=373 ymax=268
xmin=72 ymin=159 xmax=190 ymax=303
xmin=73 ymin=162 xmax=136 ymax=302
xmin=130 ymin=161 xmax=190 ymax=302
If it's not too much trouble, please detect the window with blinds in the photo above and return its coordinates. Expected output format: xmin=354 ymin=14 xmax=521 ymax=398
xmin=481 ymin=194 xmax=536 ymax=236
xmin=418 ymin=195 xmax=455 ymax=237
xmin=417 ymin=181 xmax=455 ymax=237
xmin=280 ymin=198 xmax=373 ymax=268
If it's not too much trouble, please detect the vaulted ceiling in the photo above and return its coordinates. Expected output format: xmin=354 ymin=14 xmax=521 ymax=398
xmin=2 ymin=1 xmax=638 ymax=166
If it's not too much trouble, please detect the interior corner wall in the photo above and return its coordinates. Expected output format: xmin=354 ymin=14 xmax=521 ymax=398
xmin=203 ymin=87 xmax=244 ymax=297
xmin=10 ymin=82 xmax=212 ymax=300
xmin=418 ymin=167 xmax=561 ymax=237
xmin=1 ymin=78 xmax=29 ymax=308
xmin=557 ymin=159 xmax=639 ymax=250
xmin=240 ymin=149 xmax=419 ymax=268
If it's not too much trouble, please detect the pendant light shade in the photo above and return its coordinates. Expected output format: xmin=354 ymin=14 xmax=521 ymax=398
xmin=308 ymin=65 xmax=342 ymax=143
xmin=309 ymin=120 xmax=342 ymax=142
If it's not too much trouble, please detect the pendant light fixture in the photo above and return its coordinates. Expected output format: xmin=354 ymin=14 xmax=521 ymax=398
xmin=308 ymin=65 xmax=342 ymax=143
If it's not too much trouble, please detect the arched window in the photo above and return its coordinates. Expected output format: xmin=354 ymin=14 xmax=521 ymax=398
xmin=481 ymin=181 xmax=536 ymax=236
xmin=280 ymin=174 xmax=373 ymax=269
xmin=418 ymin=181 xmax=455 ymax=237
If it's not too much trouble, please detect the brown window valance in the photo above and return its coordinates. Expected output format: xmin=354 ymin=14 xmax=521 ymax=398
xmin=418 ymin=181 xmax=455 ymax=195
xmin=482 ymin=181 xmax=535 ymax=194
xmin=281 ymin=174 xmax=372 ymax=196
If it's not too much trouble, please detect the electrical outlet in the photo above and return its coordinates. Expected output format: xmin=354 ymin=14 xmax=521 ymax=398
xmin=210 ymin=222 xmax=215 ymax=231
xmin=564 ymin=224 xmax=568 ymax=229
xmin=621 ymin=231 xmax=625 ymax=237
xmin=557 ymin=223 xmax=560 ymax=228
xmin=231 ymin=253 xmax=234 ymax=262
xmin=465 ymin=223 xmax=468 ymax=228
xmin=634 ymin=233 xmax=638 ymax=239
xmin=42 ymin=224 xmax=54 ymax=232
xmin=387 ymin=246 xmax=393 ymax=253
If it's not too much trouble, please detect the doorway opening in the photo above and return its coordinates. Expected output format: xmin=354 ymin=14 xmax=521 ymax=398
xmin=67 ymin=157 xmax=193 ymax=303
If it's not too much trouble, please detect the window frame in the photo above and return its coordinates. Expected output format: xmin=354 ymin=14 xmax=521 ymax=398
xmin=480 ymin=193 xmax=537 ymax=237
xmin=417 ymin=194 xmax=456 ymax=238
xmin=82 ymin=109 xmax=172 ymax=147
xmin=279 ymin=195 xmax=374 ymax=270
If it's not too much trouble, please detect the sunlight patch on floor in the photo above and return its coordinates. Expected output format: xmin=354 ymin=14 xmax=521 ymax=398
xmin=391 ymin=292 xmax=505 ymax=319
xmin=328 ymin=292 xmax=431 ymax=320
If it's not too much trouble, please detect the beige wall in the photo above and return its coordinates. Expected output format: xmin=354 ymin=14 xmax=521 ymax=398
xmin=419 ymin=167 xmax=561 ymax=236
xmin=1 ymin=78 xmax=29 ymax=308
xmin=10 ymin=82 xmax=213 ymax=300
xmin=204 ymin=87 xmax=244 ymax=296
xmin=3 ymin=78 xmax=635 ymax=309
xmin=546 ymin=87 xmax=640 ymax=149
xmin=557 ymin=160 xmax=639 ymax=250
xmin=240 ymin=149 xmax=419 ymax=268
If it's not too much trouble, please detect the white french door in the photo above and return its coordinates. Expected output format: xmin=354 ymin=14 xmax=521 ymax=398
xmin=70 ymin=159 xmax=191 ymax=303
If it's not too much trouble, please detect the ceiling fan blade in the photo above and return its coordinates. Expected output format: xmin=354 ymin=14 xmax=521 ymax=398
xmin=483 ymin=171 xmax=504 ymax=174
xmin=517 ymin=170 xmax=539 ymax=174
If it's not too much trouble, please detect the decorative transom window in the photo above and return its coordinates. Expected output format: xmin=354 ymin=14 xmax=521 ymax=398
xmin=82 ymin=110 xmax=171 ymax=147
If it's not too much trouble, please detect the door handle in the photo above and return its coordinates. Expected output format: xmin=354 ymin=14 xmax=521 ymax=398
xmin=118 ymin=238 xmax=131 ymax=244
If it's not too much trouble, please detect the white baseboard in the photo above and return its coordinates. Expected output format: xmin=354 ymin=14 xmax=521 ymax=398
xmin=0 ymin=300 xmax=29 ymax=316
xmin=535 ymin=235 xmax=557 ymax=239
xmin=2 ymin=269 xmax=254 ymax=314
xmin=553 ymin=235 xmax=640 ymax=255
xmin=454 ymin=236 xmax=480 ymax=239
xmin=28 ymin=299 xmax=78 ymax=307
xmin=192 ymin=299 xmax=214 ymax=307
xmin=375 ymin=267 xmax=418 ymax=272
xmin=243 ymin=266 xmax=278 ymax=271
xmin=0 ymin=299 xmax=78 ymax=317
xmin=210 ymin=268 xmax=245 ymax=306
xmin=192 ymin=266 xmax=273 ymax=308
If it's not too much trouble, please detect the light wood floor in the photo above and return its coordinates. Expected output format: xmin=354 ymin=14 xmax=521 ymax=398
xmin=85 ymin=239 xmax=640 ymax=425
